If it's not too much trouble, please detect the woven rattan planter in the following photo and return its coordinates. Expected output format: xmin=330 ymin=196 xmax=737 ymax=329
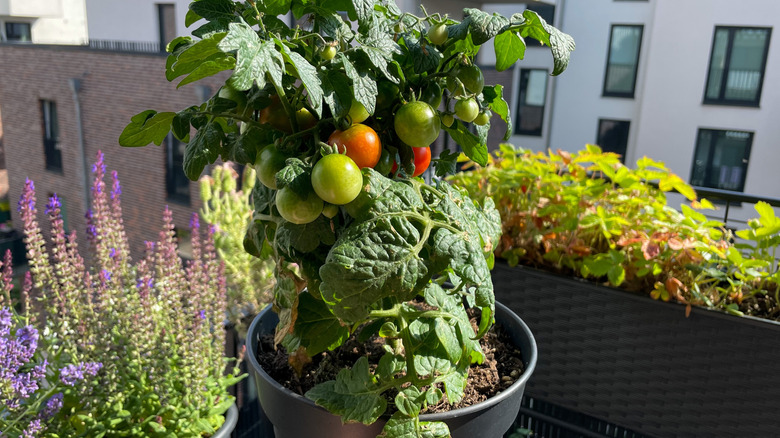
xmin=492 ymin=261 xmax=780 ymax=438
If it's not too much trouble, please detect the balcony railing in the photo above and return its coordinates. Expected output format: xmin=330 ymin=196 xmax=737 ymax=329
xmin=87 ymin=39 xmax=162 ymax=54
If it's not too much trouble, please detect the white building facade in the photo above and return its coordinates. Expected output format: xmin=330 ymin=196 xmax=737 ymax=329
xmin=0 ymin=0 xmax=88 ymax=44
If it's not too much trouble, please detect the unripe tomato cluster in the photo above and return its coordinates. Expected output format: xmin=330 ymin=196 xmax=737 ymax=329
xmin=242 ymin=23 xmax=495 ymax=226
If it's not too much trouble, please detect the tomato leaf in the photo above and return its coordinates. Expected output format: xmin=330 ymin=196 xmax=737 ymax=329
xmin=432 ymin=149 xmax=459 ymax=178
xmin=305 ymin=357 xmax=387 ymax=424
xmin=283 ymin=291 xmax=350 ymax=356
xmin=320 ymin=70 xmax=353 ymax=119
xmin=402 ymin=34 xmax=442 ymax=75
xmin=118 ymin=110 xmax=175 ymax=147
xmin=339 ymin=54 xmax=377 ymax=115
xmin=462 ymin=8 xmax=509 ymax=46
xmin=183 ymin=120 xmax=224 ymax=180
xmin=276 ymin=216 xmax=336 ymax=254
xmin=517 ymin=9 xmax=575 ymax=76
xmin=494 ymin=31 xmax=525 ymax=72
xmin=218 ymin=21 xmax=285 ymax=91
xmin=443 ymin=121 xmax=488 ymax=166
xmin=481 ymin=84 xmax=512 ymax=141
xmin=189 ymin=0 xmax=236 ymax=21
xmin=277 ymin=42 xmax=324 ymax=117
xmin=259 ymin=0 xmax=293 ymax=16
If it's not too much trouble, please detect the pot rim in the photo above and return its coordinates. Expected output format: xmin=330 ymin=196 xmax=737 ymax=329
xmin=245 ymin=301 xmax=537 ymax=422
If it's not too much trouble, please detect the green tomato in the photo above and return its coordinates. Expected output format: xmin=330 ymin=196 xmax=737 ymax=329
xmin=217 ymin=85 xmax=248 ymax=116
xmin=254 ymin=145 xmax=288 ymax=189
xmin=473 ymin=110 xmax=491 ymax=126
xmin=276 ymin=186 xmax=323 ymax=225
xmin=457 ymin=65 xmax=485 ymax=95
xmin=420 ymin=82 xmax=443 ymax=108
xmin=311 ymin=154 xmax=363 ymax=205
xmin=427 ymin=23 xmax=448 ymax=46
xmin=454 ymin=98 xmax=479 ymax=123
xmin=394 ymin=101 xmax=440 ymax=148
xmin=441 ymin=113 xmax=455 ymax=128
xmin=322 ymin=203 xmax=339 ymax=218
xmin=348 ymin=99 xmax=370 ymax=124
xmin=376 ymin=80 xmax=400 ymax=111
xmin=322 ymin=45 xmax=337 ymax=61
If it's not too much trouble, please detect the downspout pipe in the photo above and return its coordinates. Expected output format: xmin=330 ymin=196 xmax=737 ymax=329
xmin=69 ymin=78 xmax=90 ymax=212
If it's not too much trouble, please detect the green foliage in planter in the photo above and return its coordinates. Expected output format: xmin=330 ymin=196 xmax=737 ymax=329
xmin=451 ymin=144 xmax=780 ymax=320
xmin=13 ymin=152 xmax=244 ymax=437
xmin=119 ymin=0 xmax=575 ymax=435
xmin=200 ymin=164 xmax=274 ymax=332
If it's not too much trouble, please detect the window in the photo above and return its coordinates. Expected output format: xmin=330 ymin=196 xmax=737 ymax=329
xmin=165 ymin=133 xmax=190 ymax=204
xmin=41 ymin=100 xmax=62 ymax=172
xmin=5 ymin=22 xmax=31 ymax=42
xmin=515 ymin=69 xmax=548 ymax=136
xmin=704 ymin=27 xmax=771 ymax=106
xmin=524 ymin=2 xmax=555 ymax=46
xmin=603 ymin=25 xmax=643 ymax=97
xmin=596 ymin=119 xmax=630 ymax=161
xmin=690 ymin=129 xmax=752 ymax=192
xmin=157 ymin=4 xmax=176 ymax=52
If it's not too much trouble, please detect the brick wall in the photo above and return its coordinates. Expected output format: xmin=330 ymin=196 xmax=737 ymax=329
xmin=0 ymin=44 xmax=228 ymax=261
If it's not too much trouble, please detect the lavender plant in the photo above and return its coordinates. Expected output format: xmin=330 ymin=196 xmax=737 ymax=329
xmin=200 ymin=164 xmax=274 ymax=332
xmin=14 ymin=151 xmax=243 ymax=437
xmin=1 ymin=260 xmax=101 ymax=438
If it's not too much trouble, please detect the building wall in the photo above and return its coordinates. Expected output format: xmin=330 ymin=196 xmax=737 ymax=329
xmin=0 ymin=44 xmax=226 ymax=260
xmin=1 ymin=0 xmax=88 ymax=44
xmin=635 ymin=0 xmax=780 ymax=210
xmin=85 ymin=0 xmax=192 ymax=46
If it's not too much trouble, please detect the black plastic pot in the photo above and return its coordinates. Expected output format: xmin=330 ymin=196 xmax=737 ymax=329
xmin=245 ymin=302 xmax=537 ymax=438
xmin=211 ymin=403 xmax=238 ymax=438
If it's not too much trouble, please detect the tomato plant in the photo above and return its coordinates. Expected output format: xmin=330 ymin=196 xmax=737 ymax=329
xmin=394 ymin=101 xmax=440 ymax=148
xmin=455 ymin=98 xmax=480 ymax=123
xmin=120 ymin=1 xmax=575 ymax=435
xmin=276 ymin=186 xmax=323 ymax=225
xmin=412 ymin=147 xmax=431 ymax=177
xmin=312 ymin=154 xmax=363 ymax=205
xmin=254 ymin=145 xmax=288 ymax=189
xmin=327 ymin=124 xmax=381 ymax=168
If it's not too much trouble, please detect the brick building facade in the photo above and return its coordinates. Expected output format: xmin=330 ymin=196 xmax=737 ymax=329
xmin=0 ymin=44 xmax=227 ymax=260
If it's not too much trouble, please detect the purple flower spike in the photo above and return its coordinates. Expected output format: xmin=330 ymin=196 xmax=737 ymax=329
xmin=109 ymin=248 xmax=117 ymax=258
xmin=190 ymin=213 xmax=200 ymax=230
xmin=45 ymin=194 xmax=61 ymax=215
xmin=101 ymin=269 xmax=112 ymax=282
xmin=198 ymin=310 xmax=206 ymax=320
xmin=60 ymin=361 xmax=102 ymax=386
xmin=111 ymin=170 xmax=122 ymax=200
xmin=40 ymin=393 xmax=64 ymax=420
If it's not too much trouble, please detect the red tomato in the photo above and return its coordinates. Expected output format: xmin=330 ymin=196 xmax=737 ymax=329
xmin=327 ymin=124 xmax=382 ymax=169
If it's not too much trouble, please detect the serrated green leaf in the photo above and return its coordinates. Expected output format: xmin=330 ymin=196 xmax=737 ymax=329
xmin=463 ymin=8 xmax=509 ymax=46
xmin=321 ymin=69 xmax=354 ymax=118
xmin=185 ymin=9 xmax=202 ymax=27
xmin=315 ymin=11 xmax=356 ymax=41
xmin=260 ymin=0 xmax=293 ymax=16
xmin=167 ymin=33 xmax=227 ymax=80
xmin=494 ymin=30 xmax=525 ymax=71
xmin=171 ymin=111 xmax=192 ymax=142
xmin=275 ymin=158 xmax=311 ymax=195
xmin=377 ymin=352 xmax=405 ymax=380
xmin=277 ymin=43 xmax=324 ymax=117
xmin=403 ymin=34 xmax=442 ymax=74
xmin=519 ymin=10 xmax=575 ymax=76
xmin=434 ymin=318 xmax=460 ymax=362
xmin=340 ymin=54 xmax=377 ymax=114
xmin=608 ymin=265 xmax=625 ymax=286
xmin=184 ymin=120 xmax=223 ymax=180
xmin=432 ymin=149 xmax=459 ymax=177
xmin=351 ymin=0 xmax=374 ymax=22
xmin=305 ymin=357 xmax=386 ymax=424
xmin=443 ymin=120 xmax=488 ymax=166
xmin=482 ymin=84 xmax=512 ymax=141
xmin=442 ymin=368 xmax=467 ymax=403
xmin=276 ymin=216 xmax=335 ymax=254
xmin=219 ymin=21 xmax=285 ymax=91
xmin=395 ymin=387 xmax=422 ymax=417
xmin=289 ymin=291 xmax=350 ymax=355
xmin=177 ymin=53 xmax=235 ymax=88
xmin=189 ymin=0 xmax=236 ymax=21
xmin=118 ymin=111 xmax=175 ymax=147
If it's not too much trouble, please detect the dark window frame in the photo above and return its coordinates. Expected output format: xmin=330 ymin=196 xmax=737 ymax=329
xmin=40 ymin=100 xmax=63 ymax=173
xmin=5 ymin=22 xmax=31 ymax=42
xmin=689 ymin=128 xmax=753 ymax=192
xmin=602 ymin=24 xmax=644 ymax=98
xmin=515 ymin=68 xmax=549 ymax=137
xmin=702 ymin=26 xmax=772 ymax=107
xmin=596 ymin=118 xmax=631 ymax=162
xmin=165 ymin=133 xmax=190 ymax=205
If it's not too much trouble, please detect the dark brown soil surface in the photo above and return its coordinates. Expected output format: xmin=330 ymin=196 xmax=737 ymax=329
xmin=254 ymin=319 xmax=525 ymax=414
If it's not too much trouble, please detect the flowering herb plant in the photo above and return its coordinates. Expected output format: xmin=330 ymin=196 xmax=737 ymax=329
xmin=1 ymin=298 xmax=101 ymax=438
xmin=119 ymin=0 xmax=574 ymax=435
xmin=8 ymin=152 xmax=243 ymax=437
xmin=200 ymin=164 xmax=275 ymax=333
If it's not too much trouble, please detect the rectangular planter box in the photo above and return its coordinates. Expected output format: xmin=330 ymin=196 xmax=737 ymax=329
xmin=492 ymin=261 xmax=780 ymax=438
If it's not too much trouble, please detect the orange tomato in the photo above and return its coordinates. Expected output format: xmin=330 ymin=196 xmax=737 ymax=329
xmin=327 ymin=124 xmax=382 ymax=169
